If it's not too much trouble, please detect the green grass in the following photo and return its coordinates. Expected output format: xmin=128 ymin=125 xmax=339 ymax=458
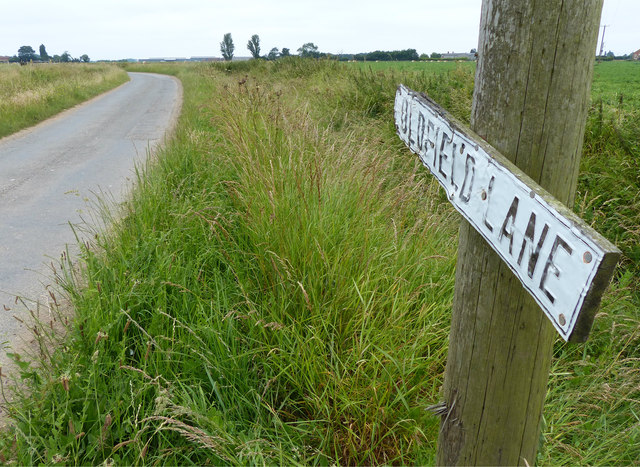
xmin=0 ymin=59 xmax=638 ymax=465
xmin=591 ymin=60 xmax=640 ymax=104
xmin=538 ymin=60 xmax=640 ymax=465
xmin=0 ymin=63 xmax=129 ymax=139
xmin=578 ymin=60 xmax=640 ymax=282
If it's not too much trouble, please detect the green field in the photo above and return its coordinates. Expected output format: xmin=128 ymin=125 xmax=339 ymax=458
xmin=0 ymin=63 xmax=128 ymax=139
xmin=348 ymin=59 xmax=476 ymax=74
xmin=591 ymin=60 xmax=640 ymax=104
xmin=1 ymin=59 xmax=638 ymax=465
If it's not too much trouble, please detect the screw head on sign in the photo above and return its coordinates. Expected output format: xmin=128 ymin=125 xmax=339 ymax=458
xmin=559 ymin=314 xmax=566 ymax=326
xmin=481 ymin=190 xmax=487 ymax=201
xmin=583 ymin=251 xmax=593 ymax=264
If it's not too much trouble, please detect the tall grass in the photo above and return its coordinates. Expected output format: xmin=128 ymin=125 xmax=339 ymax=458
xmin=0 ymin=63 xmax=128 ymax=138
xmin=577 ymin=61 xmax=640 ymax=282
xmin=0 ymin=59 xmax=460 ymax=464
xmin=539 ymin=60 xmax=640 ymax=465
xmin=0 ymin=59 xmax=638 ymax=465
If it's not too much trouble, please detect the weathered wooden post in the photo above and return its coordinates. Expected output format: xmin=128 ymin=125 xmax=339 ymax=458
xmin=437 ymin=1 xmax=606 ymax=465
xmin=394 ymin=0 xmax=621 ymax=465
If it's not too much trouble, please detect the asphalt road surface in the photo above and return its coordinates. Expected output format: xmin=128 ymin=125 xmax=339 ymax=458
xmin=0 ymin=72 xmax=182 ymax=368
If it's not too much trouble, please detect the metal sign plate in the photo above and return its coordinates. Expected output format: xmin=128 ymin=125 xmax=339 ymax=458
xmin=395 ymin=84 xmax=620 ymax=341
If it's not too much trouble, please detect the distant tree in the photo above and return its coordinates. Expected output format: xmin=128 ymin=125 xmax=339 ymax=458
xmin=220 ymin=33 xmax=234 ymax=61
xmin=247 ymin=34 xmax=261 ymax=59
xmin=39 ymin=44 xmax=49 ymax=61
xmin=52 ymin=54 xmax=61 ymax=63
xmin=401 ymin=48 xmax=419 ymax=60
xmin=281 ymin=48 xmax=290 ymax=57
xmin=430 ymin=52 xmax=442 ymax=59
xmin=267 ymin=47 xmax=279 ymax=61
xmin=80 ymin=54 xmax=90 ymax=62
xmin=367 ymin=50 xmax=392 ymax=61
xmin=297 ymin=42 xmax=320 ymax=58
xmin=17 ymin=45 xmax=37 ymax=63
xmin=606 ymin=50 xmax=615 ymax=57
xmin=60 ymin=51 xmax=71 ymax=62
xmin=352 ymin=49 xmax=418 ymax=62
xmin=470 ymin=48 xmax=477 ymax=54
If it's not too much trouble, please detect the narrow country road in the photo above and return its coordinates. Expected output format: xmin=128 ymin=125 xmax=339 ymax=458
xmin=0 ymin=72 xmax=182 ymax=369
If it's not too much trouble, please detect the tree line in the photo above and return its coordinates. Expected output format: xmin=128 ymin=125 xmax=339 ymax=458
xmin=8 ymin=44 xmax=90 ymax=64
xmin=218 ymin=33 xmax=424 ymax=62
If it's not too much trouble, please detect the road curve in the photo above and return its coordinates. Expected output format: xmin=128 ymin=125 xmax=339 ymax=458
xmin=0 ymin=72 xmax=182 ymax=365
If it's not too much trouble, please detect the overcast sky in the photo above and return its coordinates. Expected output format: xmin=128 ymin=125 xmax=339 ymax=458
xmin=0 ymin=0 xmax=636 ymax=60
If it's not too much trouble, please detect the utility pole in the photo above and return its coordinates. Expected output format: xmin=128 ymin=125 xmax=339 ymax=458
xmin=599 ymin=24 xmax=609 ymax=56
xmin=436 ymin=1 xmax=605 ymax=465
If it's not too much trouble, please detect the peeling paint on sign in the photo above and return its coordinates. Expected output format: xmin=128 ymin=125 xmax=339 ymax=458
xmin=395 ymin=84 xmax=620 ymax=341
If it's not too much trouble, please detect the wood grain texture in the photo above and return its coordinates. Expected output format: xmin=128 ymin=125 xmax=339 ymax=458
xmin=437 ymin=1 xmax=604 ymax=465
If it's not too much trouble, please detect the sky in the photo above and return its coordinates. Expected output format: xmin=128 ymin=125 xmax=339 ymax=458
xmin=0 ymin=0 xmax=636 ymax=61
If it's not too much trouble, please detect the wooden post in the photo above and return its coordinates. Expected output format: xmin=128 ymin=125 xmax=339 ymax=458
xmin=437 ymin=1 xmax=604 ymax=465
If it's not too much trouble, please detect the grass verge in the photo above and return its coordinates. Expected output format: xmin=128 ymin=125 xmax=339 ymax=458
xmin=0 ymin=63 xmax=129 ymax=139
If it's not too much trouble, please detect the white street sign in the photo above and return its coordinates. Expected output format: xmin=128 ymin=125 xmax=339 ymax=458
xmin=395 ymin=85 xmax=620 ymax=341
